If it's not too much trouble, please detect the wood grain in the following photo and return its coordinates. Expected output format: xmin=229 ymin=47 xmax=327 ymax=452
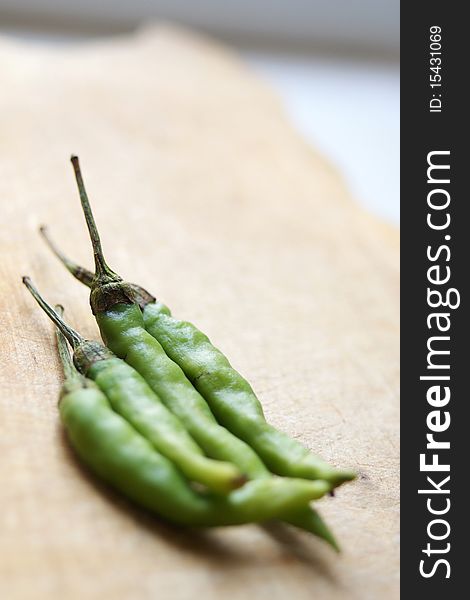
xmin=0 ymin=25 xmax=399 ymax=600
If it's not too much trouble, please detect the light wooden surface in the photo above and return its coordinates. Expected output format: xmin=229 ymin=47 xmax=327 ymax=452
xmin=0 ymin=25 xmax=399 ymax=600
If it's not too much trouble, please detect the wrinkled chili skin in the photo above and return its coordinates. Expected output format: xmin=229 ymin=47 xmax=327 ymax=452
xmin=95 ymin=302 xmax=270 ymax=480
xmin=87 ymin=356 xmax=245 ymax=493
xmin=142 ymin=301 xmax=355 ymax=487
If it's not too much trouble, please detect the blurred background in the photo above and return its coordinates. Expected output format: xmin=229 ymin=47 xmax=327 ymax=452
xmin=0 ymin=0 xmax=399 ymax=223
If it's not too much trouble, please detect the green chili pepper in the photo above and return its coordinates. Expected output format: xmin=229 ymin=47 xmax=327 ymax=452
xmin=40 ymin=156 xmax=346 ymax=548
xmin=23 ymin=277 xmax=331 ymax=526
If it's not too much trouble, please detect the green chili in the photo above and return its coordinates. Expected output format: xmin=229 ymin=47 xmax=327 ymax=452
xmin=39 ymin=156 xmax=348 ymax=548
xmin=23 ymin=278 xmax=331 ymax=526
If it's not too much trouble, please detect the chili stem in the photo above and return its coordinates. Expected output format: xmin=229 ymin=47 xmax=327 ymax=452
xmin=22 ymin=276 xmax=83 ymax=349
xmin=70 ymin=155 xmax=117 ymax=284
xmin=54 ymin=304 xmax=80 ymax=381
xmin=39 ymin=225 xmax=94 ymax=288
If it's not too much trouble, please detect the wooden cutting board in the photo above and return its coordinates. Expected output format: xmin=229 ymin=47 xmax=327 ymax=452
xmin=0 ymin=25 xmax=399 ymax=600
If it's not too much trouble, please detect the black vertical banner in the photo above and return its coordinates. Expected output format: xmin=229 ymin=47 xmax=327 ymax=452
xmin=401 ymin=3 xmax=468 ymax=596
